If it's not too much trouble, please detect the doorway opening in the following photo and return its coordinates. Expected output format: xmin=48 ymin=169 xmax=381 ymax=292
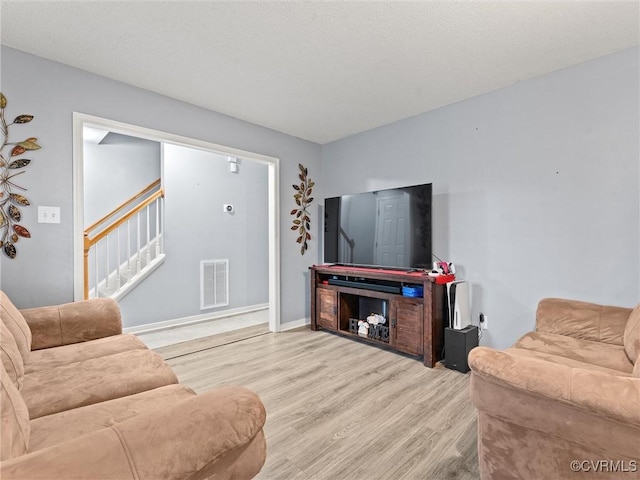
xmin=72 ymin=113 xmax=280 ymax=334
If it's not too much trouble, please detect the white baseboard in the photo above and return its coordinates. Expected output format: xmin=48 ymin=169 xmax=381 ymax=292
xmin=124 ymin=303 xmax=269 ymax=335
xmin=279 ymin=317 xmax=310 ymax=331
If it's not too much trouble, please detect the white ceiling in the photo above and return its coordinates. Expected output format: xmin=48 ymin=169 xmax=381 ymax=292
xmin=1 ymin=1 xmax=638 ymax=144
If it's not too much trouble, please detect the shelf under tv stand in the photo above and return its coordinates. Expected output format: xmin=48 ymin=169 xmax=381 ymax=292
xmin=310 ymin=264 xmax=446 ymax=367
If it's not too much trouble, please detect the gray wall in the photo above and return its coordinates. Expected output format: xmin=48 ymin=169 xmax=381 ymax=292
xmin=118 ymin=144 xmax=269 ymax=327
xmin=0 ymin=46 xmax=322 ymax=327
xmin=84 ymin=133 xmax=161 ymax=226
xmin=321 ymin=47 xmax=640 ymax=349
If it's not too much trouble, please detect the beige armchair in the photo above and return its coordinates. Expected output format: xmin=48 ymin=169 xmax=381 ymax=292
xmin=469 ymin=298 xmax=640 ymax=479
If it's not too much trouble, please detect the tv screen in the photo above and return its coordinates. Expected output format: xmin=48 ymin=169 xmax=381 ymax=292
xmin=324 ymin=183 xmax=432 ymax=269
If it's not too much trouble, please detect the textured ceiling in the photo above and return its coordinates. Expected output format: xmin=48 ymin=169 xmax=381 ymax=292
xmin=1 ymin=1 xmax=638 ymax=144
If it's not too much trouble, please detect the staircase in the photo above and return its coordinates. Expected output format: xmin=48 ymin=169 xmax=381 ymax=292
xmin=84 ymin=180 xmax=165 ymax=301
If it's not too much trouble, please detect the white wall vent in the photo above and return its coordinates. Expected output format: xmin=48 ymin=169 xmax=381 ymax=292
xmin=200 ymin=259 xmax=229 ymax=310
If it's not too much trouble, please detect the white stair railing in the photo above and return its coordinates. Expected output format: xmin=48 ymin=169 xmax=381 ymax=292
xmin=84 ymin=180 xmax=165 ymax=300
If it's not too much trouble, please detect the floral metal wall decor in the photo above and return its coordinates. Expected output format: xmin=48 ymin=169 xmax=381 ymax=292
xmin=0 ymin=92 xmax=40 ymax=259
xmin=290 ymin=163 xmax=314 ymax=255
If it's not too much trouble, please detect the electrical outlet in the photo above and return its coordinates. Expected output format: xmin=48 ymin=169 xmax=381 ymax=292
xmin=479 ymin=313 xmax=488 ymax=330
xmin=38 ymin=206 xmax=61 ymax=224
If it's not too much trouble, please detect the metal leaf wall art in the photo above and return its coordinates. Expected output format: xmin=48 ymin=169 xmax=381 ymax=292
xmin=290 ymin=163 xmax=314 ymax=255
xmin=0 ymin=93 xmax=40 ymax=258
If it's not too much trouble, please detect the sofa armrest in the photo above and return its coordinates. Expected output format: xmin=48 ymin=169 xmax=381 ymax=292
xmin=536 ymin=297 xmax=632 ymax=345
xmin=20 ymin=298 xmax=122 ymax=350
xmin=469 ymin=346 xmax=640 ymax=427
xmin=0 ymin=386 xmax=267 ymax=479
xmin=470 ymin=347 xmax=640 ymax=478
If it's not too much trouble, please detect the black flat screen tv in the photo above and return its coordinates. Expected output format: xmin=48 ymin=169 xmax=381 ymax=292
xmin=324 ymin=183 xmax=432 ymax=270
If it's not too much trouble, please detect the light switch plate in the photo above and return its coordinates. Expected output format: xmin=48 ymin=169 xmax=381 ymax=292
xmin=38 ymin=206 xmax=61 ymax=224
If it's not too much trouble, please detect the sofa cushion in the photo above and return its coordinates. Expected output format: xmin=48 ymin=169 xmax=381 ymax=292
xmin=623 ymin=304 xmax=640 ymax=364
xmin=506 ymin=347 xmax=634 ymax=377
xmin=29 ymin=384 xmax=196 ymax=451
xmin=0 ymin=364 xmax=29 ymax=461
xmin=112 ymin=386 xmax=267 ymax=480
xmin=513 ymin=331 xmax=633 ymax=374
xmin=0 ymin=387 xmax=267 ymax=480
xmin=536 ymin=297 xmax=631 ymax=345
xmin=0 ymin=291 xmax=32 ymax=363
xmin=0 ymin=322 xmax=24 ymax=390
xmin=21 ymin=298 xmax=122 ymax=351
xmin=22 ymin=349 xmax=179 ymax=419
xmin=25 ymin=333 xmax=147 ymax=374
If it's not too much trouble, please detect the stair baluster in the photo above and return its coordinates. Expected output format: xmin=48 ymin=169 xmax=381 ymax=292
xmin=145 ymin=207 xmax=151 ymax=267
xmin=115 ymin=226 xmax=121 ymax=292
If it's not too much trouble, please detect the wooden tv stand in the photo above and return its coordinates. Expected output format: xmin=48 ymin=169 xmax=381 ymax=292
xmin=310 ymin=265 xmax=446 ymax=367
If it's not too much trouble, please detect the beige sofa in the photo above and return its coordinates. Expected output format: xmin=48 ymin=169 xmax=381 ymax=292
xmin=469 ymin=298 xmax=640 ymax=479
xmin=0 ymin=291 xmax=266 ymax=479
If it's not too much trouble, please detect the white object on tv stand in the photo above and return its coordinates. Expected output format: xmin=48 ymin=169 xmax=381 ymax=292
xmin=447 ymin=280 xmax=471 ymax=330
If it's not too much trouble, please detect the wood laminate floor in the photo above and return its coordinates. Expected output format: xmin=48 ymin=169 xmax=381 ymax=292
xmin=163 ymin=328 xmax=480 ymax=480
xmin=153 ymin=323 xmax=270 ymax=360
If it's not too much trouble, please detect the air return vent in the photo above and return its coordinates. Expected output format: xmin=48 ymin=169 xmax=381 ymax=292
xmin=200 ymin=259 xmax=229 ymax=310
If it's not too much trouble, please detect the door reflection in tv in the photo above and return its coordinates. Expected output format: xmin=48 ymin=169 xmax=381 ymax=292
xmin=324 ymin=183 xmax=431 ymax=269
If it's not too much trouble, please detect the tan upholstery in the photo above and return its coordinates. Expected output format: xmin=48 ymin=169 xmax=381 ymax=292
xmin=0 ymin=364 xmax=29 ymax=461
xmin=29 ymin=384 xmax=196 ymax=451
xmin=1 ymin=292 xmax=32 ymax=363
xmin=624 ymin=305 xmax=640 ymax=363
xmin=25 ymin=333 xmax=147 ymax=374
xmin=505 ymin=346 xmax=634 ymax=376
xmin=536 ymin=297 xmax=632 ymax=345
xmin=469 ymin=297 xmax=640 ymax=480
xmin=22 ymin=349 xmax=179 ymax=419
xmin=513 ymin=331 xmax=633 ymax=373
xmin=1 ymin=388 xmax=267 ymax=480
xmin=0 ymin=323 xmax=24 ymax=390
xmin=0 ymin=291 xmax=267 ymax=479
xmin=20 ymin=297 xmax=121 ymax=350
